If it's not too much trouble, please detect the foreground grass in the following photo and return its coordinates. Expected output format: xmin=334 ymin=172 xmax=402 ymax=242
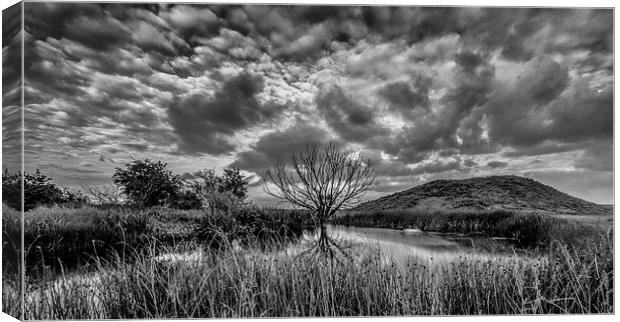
xmin=3 ymin=205 xmax=613 ymax=317
xmin=3 ymin=229 xmax=612 ymax=319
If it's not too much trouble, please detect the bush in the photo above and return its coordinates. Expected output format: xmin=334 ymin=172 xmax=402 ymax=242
xmin=113 ymin=159 xmax=181 ymax=208
xmin=2 ymin=169 xmax=84 ymax=211
xmin=188 ymin=168 xmax=249 ymax=213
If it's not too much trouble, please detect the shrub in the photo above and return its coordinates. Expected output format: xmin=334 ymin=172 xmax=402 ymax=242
xmin=2 ymin=169 xmax=78 ymax=211
xmin=113 ymin=159 xmax=182 ymax=208
xmin=188 ymin=167 xmax=249 ymax=213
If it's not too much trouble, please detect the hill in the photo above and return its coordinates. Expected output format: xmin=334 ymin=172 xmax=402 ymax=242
xmin=354 ymin=175 xmax=611 ymax=216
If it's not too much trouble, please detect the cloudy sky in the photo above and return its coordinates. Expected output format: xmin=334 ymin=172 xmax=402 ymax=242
xmin=2 ymin=3 xmax=613 ymax=204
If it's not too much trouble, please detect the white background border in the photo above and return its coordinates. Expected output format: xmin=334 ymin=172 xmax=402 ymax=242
xmin=0 ymin=1 xmax=616 ymax=321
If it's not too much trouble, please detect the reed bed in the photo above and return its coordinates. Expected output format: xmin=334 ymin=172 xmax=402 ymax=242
xmin=7 ymin=229 xmax=612 ymax=319
xmin=332 ymin=209 xmax=599 ymax=248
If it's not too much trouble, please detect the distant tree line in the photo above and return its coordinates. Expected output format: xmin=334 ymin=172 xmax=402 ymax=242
xmin=2 ymin=160 xmax=249 ymax=212
xmin=111 ymin=159 xmax=248 ymax=211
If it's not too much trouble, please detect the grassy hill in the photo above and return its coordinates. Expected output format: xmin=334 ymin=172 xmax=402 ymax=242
xmin=354 ymin=175 xmax=611 ymax=216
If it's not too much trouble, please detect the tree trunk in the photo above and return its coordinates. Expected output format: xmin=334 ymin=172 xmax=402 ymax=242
xmin=317 ymin=215 xmax=330 ymax=255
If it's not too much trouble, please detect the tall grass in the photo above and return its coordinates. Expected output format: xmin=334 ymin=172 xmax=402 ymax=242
xmin=2 ymin=279 xmax=21 ymax=318
xmin=6 ymin=205 xmax=612 ymax=318
xmin=2 ymin=204 xmax=23 ymax=318
xmin=13 ymin=229 xmax=613 ymax=319
xmin=2 ymin=204 xmax=21 ymax=274
xmin=194 ymin=207 xmax=310 ymax=250
xmin=6 ymin=205 xmax=310 ymax=277
xmin=333 ymin=209 xmax=598 ymax=248
xmin=17 ymin=206 xmax=152 ymax=277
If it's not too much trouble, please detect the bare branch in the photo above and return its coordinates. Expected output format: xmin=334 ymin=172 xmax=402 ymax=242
xmin=264 ymin=142 xmax=376 ymax=225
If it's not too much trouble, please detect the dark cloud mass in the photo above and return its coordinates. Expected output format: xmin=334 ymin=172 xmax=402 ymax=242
xmin=379 ymin=76 xmax=432 ymax=117
xmin=169 ymin=72 xmax=284 ymax=154
xmin=315 ymin=86 xmax=387 ymax=144
xmin=10 ymin=3 xmax=613 ymax=204
xmin=2 ymin=3 xmax=22 ymax=174
xmin=231 ymin=122 xmax=334 ymax=173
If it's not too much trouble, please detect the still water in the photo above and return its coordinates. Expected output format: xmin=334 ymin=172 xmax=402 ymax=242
xmin=320 ymin=225 xmax=512 ymax=265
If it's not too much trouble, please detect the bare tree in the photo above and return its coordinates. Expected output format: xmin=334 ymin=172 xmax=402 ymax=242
xmin=264 ymin=142 xmax=375 ymax=257
xmin=84 ymin=184 xmax=123 ymax=205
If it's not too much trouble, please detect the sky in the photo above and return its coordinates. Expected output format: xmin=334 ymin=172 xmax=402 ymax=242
xmin=1 ymin=3 xmax=614 ymax=205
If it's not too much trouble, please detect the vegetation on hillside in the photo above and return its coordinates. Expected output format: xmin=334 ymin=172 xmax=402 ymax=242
xmin=354 ymin=175 xmax=611 ymax=216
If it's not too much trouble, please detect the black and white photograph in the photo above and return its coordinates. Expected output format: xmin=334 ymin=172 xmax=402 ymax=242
xmin=0 ymin=1 xmax=615 ymax=319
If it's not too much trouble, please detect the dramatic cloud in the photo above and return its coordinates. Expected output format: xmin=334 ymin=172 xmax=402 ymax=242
xmin=379 ymin=76 xmax=432 ymax=118
xmin=168 ymin=72 xmax=285 ymax=154
xmin=8 ymin=4 xmax=612 ymax=204
xmin=231 ymin=122 xmax=334 ymax=174
xmin=2 ymin=3 xmax=22 ymax=174
xmin=315 ymin=86 xmax=387 ymax=144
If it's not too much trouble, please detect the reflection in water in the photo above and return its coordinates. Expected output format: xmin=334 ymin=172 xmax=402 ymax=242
xmin=319 ymin=225 xmax=521 ymax=266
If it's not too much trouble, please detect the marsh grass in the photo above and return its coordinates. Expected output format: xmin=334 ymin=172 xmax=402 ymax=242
xmin=17 ymin=206 xmax=153 ymax=278
xmin=333 ymin=209 xmax=599 ymax=248
xmin=1 ymin=204 xmax=23 ymax=318
xmin=2 ymin=279 xmax=21 ymax=318
xmin=5 ymin=205 xmax=613 ymax=318
xmin=2 ymin=204 xmax=21 ymax=273
xmin=193 ymin=206 xmax=309 ymax=251
xmin=4 ymin=205 xmax=309 ymax=278
xmin=12 ymin=229 xmax=613 ymax=319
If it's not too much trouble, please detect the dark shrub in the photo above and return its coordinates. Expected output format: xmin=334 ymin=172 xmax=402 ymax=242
xmin=188 ymin=167 xmax=249 ymax=213
xmin=113 ymin=159 xmax=181 ymax=208
xmin=2 ymin=169 xmax=82 ymax=211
